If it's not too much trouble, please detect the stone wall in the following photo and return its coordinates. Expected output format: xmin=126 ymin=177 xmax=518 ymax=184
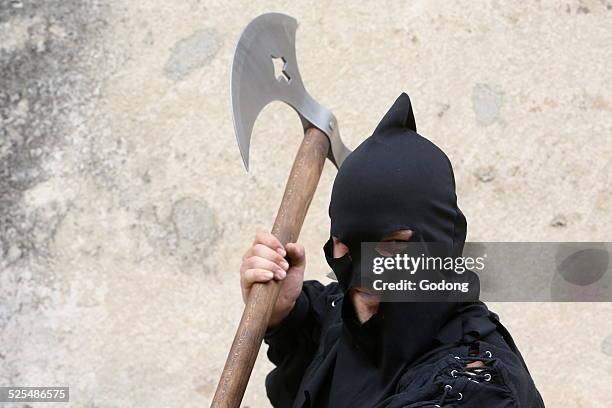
xmin=1 ymin=1 xmax=611 ymax=406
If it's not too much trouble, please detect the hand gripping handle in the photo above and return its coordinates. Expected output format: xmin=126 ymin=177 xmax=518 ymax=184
xmin=212 ymin=127 xmax=330 ymax=407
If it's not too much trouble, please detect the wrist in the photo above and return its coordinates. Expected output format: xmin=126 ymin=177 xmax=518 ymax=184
xmin=268 ymin=300 xmax=297 ymax=328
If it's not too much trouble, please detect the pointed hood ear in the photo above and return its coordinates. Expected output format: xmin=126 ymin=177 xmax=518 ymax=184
xmin=372 ymin=92 xmax=417 ymax=134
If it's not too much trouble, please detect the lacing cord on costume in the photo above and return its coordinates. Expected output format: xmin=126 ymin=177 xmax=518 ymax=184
xmin=449 ymin=350 xmax=493 ymax=384
xmin=434 ymin=384 xmax=463 ymax=407
xmin=432 ymin=350 xmax=494 ymax=406
xmin=450 ymin=367 xmax=492 ymax=383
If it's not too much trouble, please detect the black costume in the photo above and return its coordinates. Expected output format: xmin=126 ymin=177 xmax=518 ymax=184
xmin=264 ymin=93 xmax=545 ymax=408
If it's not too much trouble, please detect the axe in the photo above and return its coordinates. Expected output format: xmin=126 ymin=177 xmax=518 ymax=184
xmin=212 ymin=13 xmax=350 ymax=407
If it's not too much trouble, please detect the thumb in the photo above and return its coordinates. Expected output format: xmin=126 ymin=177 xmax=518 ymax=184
xmin=285 ymin=243 xmax=305 ymax=269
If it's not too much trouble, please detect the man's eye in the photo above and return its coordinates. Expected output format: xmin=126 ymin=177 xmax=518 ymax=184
xmin=375 ymin=240 xmax=410 ymax=256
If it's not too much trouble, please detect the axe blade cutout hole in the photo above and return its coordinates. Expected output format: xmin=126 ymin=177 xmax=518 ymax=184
xmin=272 ymin=55 xmax=291 ymax=83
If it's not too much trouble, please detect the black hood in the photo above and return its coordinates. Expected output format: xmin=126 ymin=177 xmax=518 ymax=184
xmin=326 ymin=92 xmax=467 ymax=293
xmin=330 ymin=92 xmax=465 ymax=256
xmin=320 ymin=93 xmax=478 ymax=407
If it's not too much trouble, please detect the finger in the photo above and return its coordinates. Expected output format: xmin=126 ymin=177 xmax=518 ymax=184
xmin=242 ymin=268 xmax=274 ymax=285
xmin=285 ymin=242 xmax=306 ymax=268
xmin=254 ymin=231 xmax=286 ymax=257
xmin=244 ymin=256 xmax=287 ymax=279
xmin=252 ymin=244 xmax=289 ymax=269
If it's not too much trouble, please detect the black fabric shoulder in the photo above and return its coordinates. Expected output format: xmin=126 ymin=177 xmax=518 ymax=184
xmin=378 ymin=339 xmax=544 ymax=408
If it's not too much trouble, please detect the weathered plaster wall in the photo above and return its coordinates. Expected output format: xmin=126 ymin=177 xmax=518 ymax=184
xmin=0 ymin=0 xmax=610 ymax=406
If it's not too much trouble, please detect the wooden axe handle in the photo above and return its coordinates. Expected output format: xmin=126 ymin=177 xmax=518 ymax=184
xmin=211 ymin=127 xmax=330 ymax=407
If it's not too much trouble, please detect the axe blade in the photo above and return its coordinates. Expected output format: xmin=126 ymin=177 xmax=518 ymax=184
xmin=230 ymin=13 xmax=350 ymax=170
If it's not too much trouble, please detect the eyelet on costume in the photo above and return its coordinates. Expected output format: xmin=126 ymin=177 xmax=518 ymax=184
xmin=453 ymin=355 xmax=461 ymax=360
xmin=484 ymin=373 xmax=492 ymax=382
xmin=331 ymin=300 xmax=337 ymax=307
xmin=456 ymin=392 xmax=463 ymax=401
xmin=485 ymin=350 xmax=492 ymax=358
xmin=450 ymin=369 xmax=458 ymax=378
xmin=444 ymin=384 xmax=453 ymax=392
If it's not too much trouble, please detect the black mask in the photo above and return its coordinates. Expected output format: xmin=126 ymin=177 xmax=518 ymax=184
xmin=321 ymin=94 xmax=479 ymax=408
xmin=324 ymin=93 xmax=492 ymax=408
xmin=325 ymin=92 xmax=467 ymax=293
